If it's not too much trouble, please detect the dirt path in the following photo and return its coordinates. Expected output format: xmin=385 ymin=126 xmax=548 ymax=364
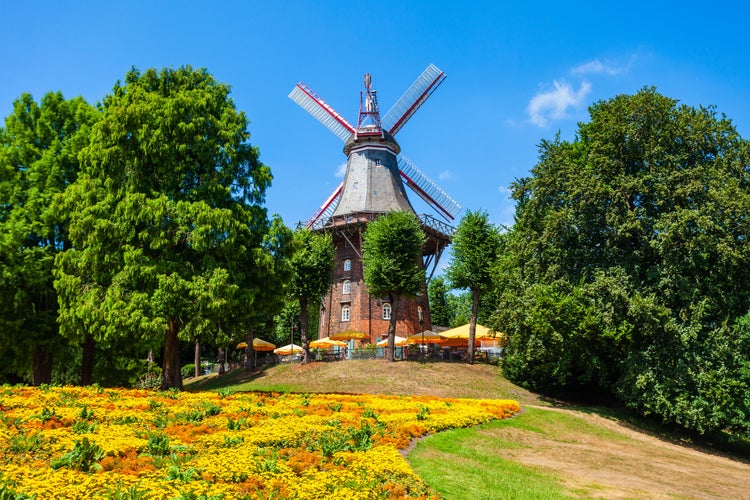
xmin=499 ymin=405 xmax=750 ymax=499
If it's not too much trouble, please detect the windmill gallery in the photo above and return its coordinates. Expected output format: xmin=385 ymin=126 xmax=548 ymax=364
xmin=289 ymin=65 xmax=462 ymax=345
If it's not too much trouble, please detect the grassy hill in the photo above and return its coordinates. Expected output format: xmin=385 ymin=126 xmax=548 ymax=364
xmin=185 ymin=360 xmax=750 ymax=499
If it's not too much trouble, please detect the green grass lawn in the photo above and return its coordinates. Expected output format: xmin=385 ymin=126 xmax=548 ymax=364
xmin=408 ymin=417 xmax=571 ymax=499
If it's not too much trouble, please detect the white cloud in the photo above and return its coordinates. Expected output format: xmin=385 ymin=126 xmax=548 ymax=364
xmin=438 ymin=170 xmax=454 ymax=181
xmin=527 ymin=79 xmax=591 ymax=127
xmin=335 ymin=161 xmax=347 ymax=178
xmin=571 ymin=56 xmax=634 ymax=76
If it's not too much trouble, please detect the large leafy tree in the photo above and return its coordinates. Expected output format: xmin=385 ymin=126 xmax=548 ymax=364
xmin=55 ymin=66 xmax=274 ymax=389
xmin=241 ymin=216 xmax=293 ymax=370
xmin=496 ymin=87 xmax=750 ymax=433
xmin=0 ymin=92 xmax=98 ymax=384
xmin=288 ymin=228 xmax=334 ymax=364
xmin=362 ymin=212 xmax=426 ymax=362
xmin=446 ymin=210 xmax=500 ymax=364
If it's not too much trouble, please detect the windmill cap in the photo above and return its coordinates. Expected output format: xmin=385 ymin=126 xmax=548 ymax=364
xmin=344 ymin=128 xmax=400 ymax=156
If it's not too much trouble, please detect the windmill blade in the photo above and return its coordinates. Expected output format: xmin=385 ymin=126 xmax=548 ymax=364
xmin=382 ymin=64 xmax=446 ymax=136
xmin=397 ymin=155 xmax=461 ymax=221
xmin=305 ymin=182 xmax=343 ymax=229
xmin=289 ymin=83 xmax=355 ymax=142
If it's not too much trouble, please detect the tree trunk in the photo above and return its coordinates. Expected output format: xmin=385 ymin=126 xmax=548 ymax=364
xmin=31 ymin=348 xmax=53 ymax=386
xmin=386 ymin=293 xmax=400 ymax=362
xmin=80 ymin=335 xmax=95 ymax=386
xmin=466 ymin=289 xmax=480 ymax=365
xmin=300 ymin=297 xmax=311 ymax=364
xmin=160 ymin=318 xmax=182 ymax=390
xmin=245 ymin=327 xmax=255 ymax=371
xmin=194 ymin=340 xmax=201 ymax=378
xmin=218 ymin=347 xmax=226 ymax=375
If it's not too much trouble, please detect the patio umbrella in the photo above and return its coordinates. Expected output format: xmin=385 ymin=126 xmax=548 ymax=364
xmin=252 ymin=338 xmax=276 ymax=352
xmin=440 ymin=337 xmax=484 ymax=348
xmin=273 ymin=343 xmax=303 ymax=355
xmin=376 ymin=336 xmax=408 ymax=347
xmin=440 ymin=323 xmax=497 ymax=340
xmin=309 ymin=337 xmax=348 ymax=349
xmin=329 ymin=330 xmax=368 ymax=341
xmin=406 ymin=330 xmax=446 ymax=345
xmin=236 ymin=342 xmax=248 ymax=349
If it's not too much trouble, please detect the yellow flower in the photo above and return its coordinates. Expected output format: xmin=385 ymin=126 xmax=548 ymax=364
xmin=0 ymin=385 xmax=519 ymax=498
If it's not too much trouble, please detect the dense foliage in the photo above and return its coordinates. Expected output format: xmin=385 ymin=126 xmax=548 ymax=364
xmin=427 ymin=276 xmax=452 ymax=327
xmin=362 ymin=212 xmax=426 ymax=361
xmin=52 ymin=66 xmax=278 ymax=389
xmin=446 ymin=210 xmax=501 ymax=363
xmin=494 ymin=88 xmax=750 ymax=434
xmin=288 ymin=228 xmax=334 ymax=363
xmin=0 ymin=92 xmax=99 ymax=384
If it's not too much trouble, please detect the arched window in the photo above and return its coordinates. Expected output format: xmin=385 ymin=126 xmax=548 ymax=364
xmin=343 ymin=259 xmax=352 ymax=272
xmin=341 ymin=305 xmax=350 ymax=322
xmin=382 ymin=303 xmax=392 ymax=320
xmin=342 ymin=280 xmax=351 ymax=295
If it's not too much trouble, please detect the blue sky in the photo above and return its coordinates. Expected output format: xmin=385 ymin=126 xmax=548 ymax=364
xmin=2 ymin=1 xmax=748 ymax=232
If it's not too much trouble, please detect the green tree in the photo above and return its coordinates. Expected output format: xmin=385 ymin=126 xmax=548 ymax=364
xmin=273 ymin=299 xmax=301 ymax=348
xmin=362 ymin=212 xmax=426 ymax=362
xmin=242 ymin=216 xmax=293 ymax=370
xmin=0 ymin=92 xmax=98 ymax=384
xmin=54 ymin=66 xmax=274 ymax=389
xmin=447 ymin=291 xmax=472 ymax=328
xmin=446 ymin=210 xmax=500 ymax=364
xmin=427 ymin=276 xmax=452 ymax=327
xmin=288 ymin=228 xmax=334 ymax=364
xmin=497 ymin=87 xmax=750 ymax=433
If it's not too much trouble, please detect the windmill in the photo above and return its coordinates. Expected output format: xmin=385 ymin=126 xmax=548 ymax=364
xmin=289 ymin=64 xmax=461 ymax=343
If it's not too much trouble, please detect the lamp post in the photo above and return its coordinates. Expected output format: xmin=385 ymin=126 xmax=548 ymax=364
xmin=418 ymin=306 xmax=425 ymax=361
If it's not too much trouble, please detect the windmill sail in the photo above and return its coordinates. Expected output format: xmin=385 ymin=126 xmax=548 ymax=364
xmin=382 ymin=64 xmax=446 ymax=136
xmin=289 ymin=83 xmax=355 ymax=142
xmin=305 ymin=182 xmax=343 ymax=229
xmin=397 ymin=155 xmax=461 ymax=221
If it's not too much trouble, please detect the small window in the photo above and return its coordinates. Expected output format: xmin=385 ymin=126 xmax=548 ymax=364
xmin=382 ymin=303 xmax=392 ymax=320
xmin=342 ymin=305 xmax=350 ymax=322
xmin=342 ymin=280 xmax=351 ymax=295
xmin=417 ymin=306 xmax=424 ymax=324
xmin=343 ymin=259 xmax=352 ymax=272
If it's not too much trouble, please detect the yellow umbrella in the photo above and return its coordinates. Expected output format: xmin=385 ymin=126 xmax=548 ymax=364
xmin=329 ymin=330 xmax=368 ymax=341
xmin=273 ymin=343 xmax=303 ymax=355
xmin=252 ymin=338 xmax=276 ymax=352
xmin=441 ymin=337 xmax=495 ymax=348
xmin=440 ymin=323 xmax=499 ymax=340
xmin=376 ymin=336 xmax=408 ymax=347
xmin=236 ymin=342 xmax=248 ymax=349
xmin=406 ymin=331 xmax=446 ymax=345
xmin=309 ymin=337 xmax=348 ymax=349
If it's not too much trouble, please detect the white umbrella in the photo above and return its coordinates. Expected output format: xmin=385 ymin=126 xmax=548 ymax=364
xmin=376 ymin=336 xmax=408 ymax=347
xmin=273 ymin=343 xmax=304 ymax=355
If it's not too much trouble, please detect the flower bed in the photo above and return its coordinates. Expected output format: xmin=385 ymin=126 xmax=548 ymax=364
xmin=0 ymin=385 xmax=520 ymax=498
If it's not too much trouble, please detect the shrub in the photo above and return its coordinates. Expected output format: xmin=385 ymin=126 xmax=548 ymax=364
xmin=181 ymin=364 xmax=195 ymax=379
